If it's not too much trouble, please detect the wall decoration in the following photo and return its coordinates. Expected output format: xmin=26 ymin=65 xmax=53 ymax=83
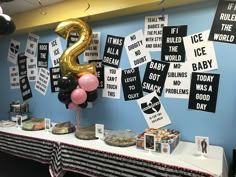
xmin=49 ymin=37 xmax=63 ymax=67
xmin=102 ymin=34 xmax=124 ymax=68
xmin=35 ymin=68 xmax=50 ymax=95
xmin=188 ymin=72 xmax=220 ymax=113
xmin=84 ymin=32 xmax=101 ymax=62
xmin=144 ymin=15 xmax=168 ymax=51
xmin=142 ymin=60 xmax=170 ymax=96
xmin=164 ymin=62 xmax=191 ymax=99
xmin=20 ymin=76 xmax=32 ymax=101
xmin=124 ymin=30 xmax=151 ymax=68
xmin=161 ymin=25 xmax=187 ymax=62
xmin=89 ymin=60 xmax=104 ymax=88
xmin=27 ymin=56 xmax=37 ymax=81
xmin=7 ymin=39 xmax=20 ymax=65
xmin=9 ymin=66 xmax=20 ymax=89
xmin=102 ymin=67 xmax=121 ymax=99
xmin=209 ymin=0 xmax=236 ymax=44
xmin=122 ymin=67 xmax=143 ymax=101
xmin=17 ymin=53 xmax=27 ymax=78
xmin=137 ymin=91 xmax=171 ymax=128
xmin=37 ymin=43 xmax=49 ymax=68
xmin=25 ymin=33 xmax=39 ymax=58
xmin=50 ymin=67 xmax=61 ymax=93
xmin=183 ymin=30 xmax=218 ymax=72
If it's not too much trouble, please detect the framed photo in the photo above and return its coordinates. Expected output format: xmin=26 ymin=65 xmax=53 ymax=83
xmin=95 ymin=124 xmax=104 ymax=139
xmin=195 ymin=136 xmax=209 ymax=154
xmin=16 ymin=115 xmax=22 ymax=128
xmin=144 ymin=133 xmax=156 ymax=151
xmin=45 ymin=118 xmax=51 ymax=131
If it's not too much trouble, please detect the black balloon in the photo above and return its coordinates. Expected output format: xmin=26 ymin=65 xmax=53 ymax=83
xmin=0 ymin=14 xmax=15 ymax=35
xmin=58 ymin=91 xmax=71 ymax=104
xmin=86 ymin=90 xmax=98 ymax=102
xmin=58 ymin=74 xmax=77 ymax=92
xmin=79 ymin=101 xmax=88 ymax=108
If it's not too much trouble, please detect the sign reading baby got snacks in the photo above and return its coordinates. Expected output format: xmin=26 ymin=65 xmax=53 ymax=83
xmin=122 ymin=67 xmax=143 ymax=101
xmin=125 ymin=30 xmax=151 ymax=68
xmin=137 ymin=91 xmax=171 ymax=128
xmin=142 ymin=60 xmax=170 ymax=96
xmin=188 ymin=72 xmax=220 ymax=113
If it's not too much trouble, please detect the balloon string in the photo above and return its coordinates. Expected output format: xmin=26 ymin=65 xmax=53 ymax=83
xmin=76 ymin=109 xmax=80 ymax=128
xmin=84 ymin=0 xmax=91 ymax=23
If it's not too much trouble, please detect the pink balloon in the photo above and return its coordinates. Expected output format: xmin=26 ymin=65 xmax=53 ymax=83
xmin=71 ymin=88 xmax=87 ymax=105
xmin=0 ymin=6 xmax=3 ymax=14
xmin=78 ymin=74 xmax=99 ymax=92
xmin=68 ymin=102 xmax=78 ymax=110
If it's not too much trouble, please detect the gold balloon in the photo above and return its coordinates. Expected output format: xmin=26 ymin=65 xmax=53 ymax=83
xmin=55 ymin=18 xmax=96 ymax=77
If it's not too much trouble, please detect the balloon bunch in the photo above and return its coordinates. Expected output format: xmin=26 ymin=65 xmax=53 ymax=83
xmin=55 ymin=18 xmax=99 ymax=110
xmin=58 ymin=73 xmax=98 ymax=110
xmin=0 ymin=6 xmax=15 ymax=36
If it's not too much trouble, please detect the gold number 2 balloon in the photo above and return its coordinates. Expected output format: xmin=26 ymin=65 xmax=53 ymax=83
xmin=55 ymin=18 xmax=96 ymax=77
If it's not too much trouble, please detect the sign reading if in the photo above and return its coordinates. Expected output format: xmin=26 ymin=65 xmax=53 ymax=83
xmin=209 ymin=0 xmax=236 ymax=44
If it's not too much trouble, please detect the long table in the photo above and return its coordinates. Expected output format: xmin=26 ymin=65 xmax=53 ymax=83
xmin=0 ymin=126 xmax=228 ymax=177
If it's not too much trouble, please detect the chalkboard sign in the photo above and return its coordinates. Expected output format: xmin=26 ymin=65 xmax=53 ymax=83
xmin=209 ymin=0 xmax=236 ymax=44
xmin=161 ymin=25 xmax=187 ymax=62
xmin=188 ymin=72 xmax=220 ymax=113
xmin=142 ymin=60 xmax=169 ymax=96
xmin=122 ymin=67 xmax=143 ymax=101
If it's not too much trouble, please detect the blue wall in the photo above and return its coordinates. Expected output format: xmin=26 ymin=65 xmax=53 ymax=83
xmin=1 ymin=0 xmax=235 ymax=164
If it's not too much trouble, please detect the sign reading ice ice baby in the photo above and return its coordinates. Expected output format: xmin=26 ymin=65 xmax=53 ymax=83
xmin=49 ymin=38 xmax=63 ymax=67
xmin=137 ymin=91 xmax=171 ymax=128
xmin=188 ymin=72 xmax=220 ymax=113
xmin=125 ymin=30 xmax=151 ymax=68
xmin=142 ymin=60 xmax=169 ymax=96
xmin=161 ymin=25 xmax=187 ymax=62
xmin=122 ymin=67 xmax=143 ymax=101
xmin=102 ymin=35 xmax=124 ymax=68
xmin=183 ymin=30 xmax=218 ymax=72
xmin=209 ymin=0 xmax=236 ymax=44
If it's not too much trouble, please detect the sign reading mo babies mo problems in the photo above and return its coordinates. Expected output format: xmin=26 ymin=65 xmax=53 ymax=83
xmin=209 ymin=0 xmax=236 ymax=44
xmin=188 ymin=72 xmax=220 ymax=113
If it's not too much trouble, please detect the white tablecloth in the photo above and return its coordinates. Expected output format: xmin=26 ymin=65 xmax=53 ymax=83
xmin=0 ymin=126 xmax=228 ymax=177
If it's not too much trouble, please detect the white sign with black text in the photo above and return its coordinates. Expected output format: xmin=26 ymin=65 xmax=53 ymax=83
xmin=49 ymin=37 xmax=63 ymax=67
xmin=164 ymin=62 xmax=191 ymax=99
xmin=25 ymin=33 xmax=39 ymax=58
xmin=144 ymin=15 xmax=168 ymax=51
xmin=35 ymin=68 xmax=50 ymax=95
xmin=102 ymin=67 xmax=121 ymax=99
xmin=84 ymin=32 xmax=101 ymax=62
xmin=8 ymin=39 xmax=20 ymax=65
xmin=9 ymin=66 xmax=20 ymax=89
xmin=183 ymin=30 xmax=218 ymax=72
xmin=137 ymin=91 xmax=171 ymax=128
xmin=125 ymin=30 xmax=151 ymax=68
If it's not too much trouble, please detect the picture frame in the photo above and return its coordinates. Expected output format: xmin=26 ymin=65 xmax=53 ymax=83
xmin=144 ymin=133 xmax=156 ymax=151
xmin=45 ymin=118 xmax=51 ymax=131
xmin=95 ymin=124 xmax=104 ymax=139
xmin=195 ymin=136 xmax=209 ymax=154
